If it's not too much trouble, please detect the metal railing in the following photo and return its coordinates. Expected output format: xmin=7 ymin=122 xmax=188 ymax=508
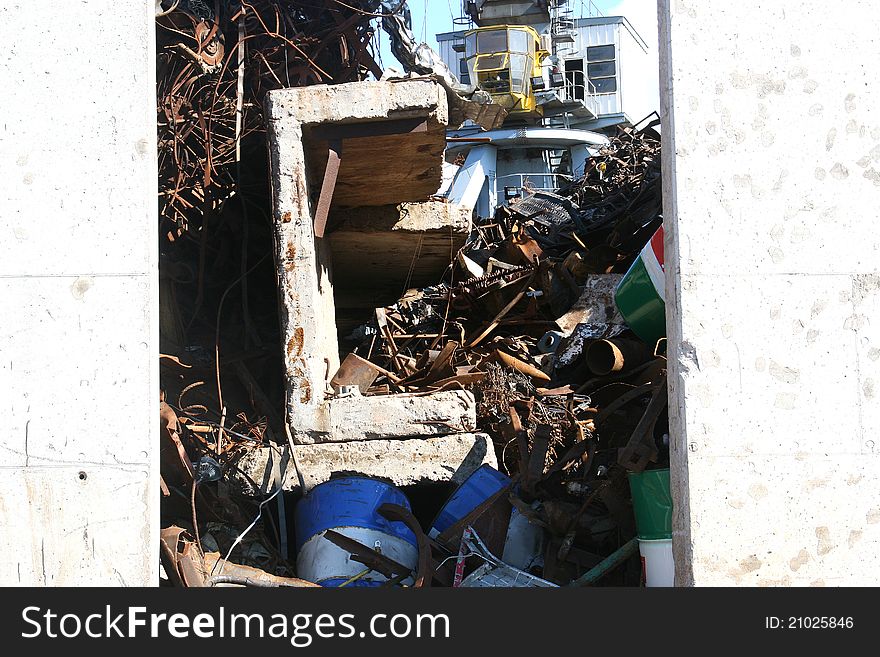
xmin=559 ymin=75 xmax=601 ymax=115
xmin=496 ymin=172 xmax=573 ymax=197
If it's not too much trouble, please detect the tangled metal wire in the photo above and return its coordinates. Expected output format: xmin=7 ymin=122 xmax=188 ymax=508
xmin=157 ymin=0 xmax=384 ymax=237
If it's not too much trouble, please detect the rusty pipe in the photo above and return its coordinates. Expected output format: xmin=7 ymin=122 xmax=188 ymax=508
xmin=586 ymin=338 xmax=651 ymax=376
xmin=493 ymin=350 xmax=551 ymax=382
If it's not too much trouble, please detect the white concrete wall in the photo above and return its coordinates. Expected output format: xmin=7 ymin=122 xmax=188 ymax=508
xmin=0 ymin=1 xmax=157 ymax=585
xmin=661 ymin=0 xmax=880 ymax=585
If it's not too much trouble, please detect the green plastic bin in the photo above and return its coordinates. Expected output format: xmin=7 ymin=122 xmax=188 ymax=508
xmin=628 ymin=467 xmax=672 ymax=540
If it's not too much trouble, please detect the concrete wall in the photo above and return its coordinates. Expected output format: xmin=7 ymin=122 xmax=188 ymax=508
xmin=265 ymin=80 xmax=451 ymax=443
xmin=0 ymin=1 xmax=157 ymax=585
xmin=661 ymin=0 xmax=880 ymax=585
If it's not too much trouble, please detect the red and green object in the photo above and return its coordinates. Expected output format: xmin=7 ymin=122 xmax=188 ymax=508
xmin=615 ymin=226 xmax=666 ymax=347
xmin=628 ymin=468 xmax=672 ymax=540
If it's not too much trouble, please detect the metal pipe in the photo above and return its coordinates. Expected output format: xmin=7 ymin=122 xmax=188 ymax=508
xmin=566 ymin=538 xmax=639 ymax=587
xmin=586 ymin=337 xmax=651 ymax=376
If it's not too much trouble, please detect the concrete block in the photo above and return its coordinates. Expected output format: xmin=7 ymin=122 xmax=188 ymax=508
xmin=293 ymin=389 xmax=478 ymax=445
xmin=681 ymin=454 xmax=880 ymax=586
xmin=0 ymin=2 xmax=156 ymax=278
xmin=660 ymin=0 xmax=880 ymax=279
xmin=266 ymin=79 xmax=464 ymax=444
xmin=0 ymin=1 xmax=157 ymax=586
xmin=0 ymin=276 xmax=153 ymax=466
xmin=661 ymin=0 xmax=880 ymax=585
xmin=0 ymin=466 xmax=151 ymax=586
xmin=232 ymin=433 xmax=498 ymax=495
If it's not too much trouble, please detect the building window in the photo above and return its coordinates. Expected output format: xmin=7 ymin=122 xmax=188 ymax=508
xmin=459 ymin=58 xmax=470 ymax=85
xmin=586 ymin=44 xmax=617 ymax=94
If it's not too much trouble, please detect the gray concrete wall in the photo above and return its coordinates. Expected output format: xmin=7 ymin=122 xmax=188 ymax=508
xmin=661 ymin=0 xmax=880 ymax=585
xmin=265 ymin=80 xmax=453 ymax=443
xmin=0 ymin=1 xmax=157 ymax=585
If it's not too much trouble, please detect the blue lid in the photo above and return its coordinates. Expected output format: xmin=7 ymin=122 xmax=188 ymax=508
xmin=319 ymin=577 xmax=387 ymax=588
xmin=430 ymin=465 xmax=511 ymax=537
xmin=294 ymin=476 xmax=417 ymax=551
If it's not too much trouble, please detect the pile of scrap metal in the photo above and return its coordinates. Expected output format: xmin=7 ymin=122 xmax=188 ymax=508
xmin=324 ymin=119 xmax=669 ymax=586
xmin=157 ymin=0 xmax=393 ymax=586
xmin=156 ymin=0 xmax=504 ymax=589
xmin=156 ymin=0 xmax=389 ymax=237
xmin=156 ymin=0 xmax=668 ymax=587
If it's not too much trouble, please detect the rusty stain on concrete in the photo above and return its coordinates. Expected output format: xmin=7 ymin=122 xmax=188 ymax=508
xmin=287 ymin=327 xmax=305 ymax=358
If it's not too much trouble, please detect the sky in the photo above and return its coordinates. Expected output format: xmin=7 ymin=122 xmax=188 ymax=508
xmin=374 ymin=0 xmax=660 ymax=116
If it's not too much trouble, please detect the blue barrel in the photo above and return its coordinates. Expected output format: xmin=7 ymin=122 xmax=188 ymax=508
xmin=429 ymin=465 xmax=511 ymax=538
xmin=295 ymin=477 xmax=418 ymax=587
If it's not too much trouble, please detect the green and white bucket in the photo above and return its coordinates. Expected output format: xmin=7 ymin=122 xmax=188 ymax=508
xmin=628 ymin=467 xmax=674 ymax=587
xmin=615 ymin=227 xmax=666 ymax=347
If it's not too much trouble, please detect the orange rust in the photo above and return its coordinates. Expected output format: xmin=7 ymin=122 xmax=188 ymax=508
xmin=287 ymin=327 xmax=305 ymax=357
xmin=285 ymin=242 xmax=297 ymax=271
xmin=299 ymin=381 xmax=312 ymax=404
xmin=281 ymin=211 xmax=292 ymax=223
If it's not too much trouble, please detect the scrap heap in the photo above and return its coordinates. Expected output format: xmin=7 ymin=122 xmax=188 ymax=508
xmin=157 ymin=0 xmax=392 ymax=584
xmin=157 ymin=0 xmax=384 ymax=235
xmin=326 ymin=119 xmax=669 ymax=585
xmin=157 ymin=1 xmax=669 ymax=588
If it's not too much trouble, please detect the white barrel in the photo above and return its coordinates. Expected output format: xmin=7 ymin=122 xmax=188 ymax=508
xmin=297 ymin=526 xmax=418 ymax=587
xmin=638 ymin=538 xmax=674 ymax=587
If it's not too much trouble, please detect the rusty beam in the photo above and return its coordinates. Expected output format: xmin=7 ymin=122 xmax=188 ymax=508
xmin=313 ymin=139 xmax=342 ymax=239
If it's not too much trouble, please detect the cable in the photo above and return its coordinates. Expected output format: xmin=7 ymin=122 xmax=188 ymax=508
xmin=422 ymin=0 xmax=428 ymax=44
xmin=210 ymin=487 xmax=283 ymax=576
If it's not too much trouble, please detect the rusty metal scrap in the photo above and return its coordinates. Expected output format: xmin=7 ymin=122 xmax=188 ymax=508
xmin=319 ymin=117 xmax=668 ymax=587
xmin=157 ymin=0 xmax=384 ymax=237
xmin=156 ymin=1 xmax=667 ymax=586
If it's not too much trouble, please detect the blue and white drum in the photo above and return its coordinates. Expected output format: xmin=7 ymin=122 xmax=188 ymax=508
xmin=294 ymin=477 xmax=418 ymax=587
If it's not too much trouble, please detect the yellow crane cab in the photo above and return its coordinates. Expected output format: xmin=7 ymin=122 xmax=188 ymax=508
xmin=463 ymin=25 xmax=548 ymax=118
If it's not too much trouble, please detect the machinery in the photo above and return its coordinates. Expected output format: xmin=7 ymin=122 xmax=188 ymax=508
xmin=462 ymin=24 xmax=551 ymax=116
xmin=459 ymin=0 xmax=582 ymax=119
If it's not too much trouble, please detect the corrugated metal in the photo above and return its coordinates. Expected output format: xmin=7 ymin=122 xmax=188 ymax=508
xmin=560 ymin=22 xmax=621 ymax=116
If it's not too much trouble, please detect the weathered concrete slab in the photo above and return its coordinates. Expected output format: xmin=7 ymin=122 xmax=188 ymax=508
xmin=269 ymin=79 xmax=449 ymax=208
xmin=0 ymin=467 xmax=151 ymax=586
xmin=293 ymin=389 xmax=477 ymax=445
xmin=266 ymin=79 xmax=474 ymax=444
xmin=0 ymin=2 xmax=157 ymax=586
xmin=329 ymin=201 xmax=470 ymax=329
xmin=233 ymin=433 xmax=498 ymax=495
xmin=661 ymin=0 xmax=880 ymax=585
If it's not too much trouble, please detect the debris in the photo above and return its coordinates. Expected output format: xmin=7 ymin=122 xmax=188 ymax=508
xmin=457 ymin=527 xmax=558 ymax=588
xmin=429 ymin=465 xmax=511 ymax=539
xmin=155 ymin=2 xmax=668 ymax=589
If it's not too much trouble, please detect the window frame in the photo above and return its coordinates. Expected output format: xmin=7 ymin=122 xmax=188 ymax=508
xmin=584 ymin=44 xmax=617 ymax=95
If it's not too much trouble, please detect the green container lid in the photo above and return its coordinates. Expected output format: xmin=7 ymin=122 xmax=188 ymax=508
xmin=615 ymin=256 xmax=666 ymax=346
xmin=628 ymin=468 xmax=672 ymax=540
